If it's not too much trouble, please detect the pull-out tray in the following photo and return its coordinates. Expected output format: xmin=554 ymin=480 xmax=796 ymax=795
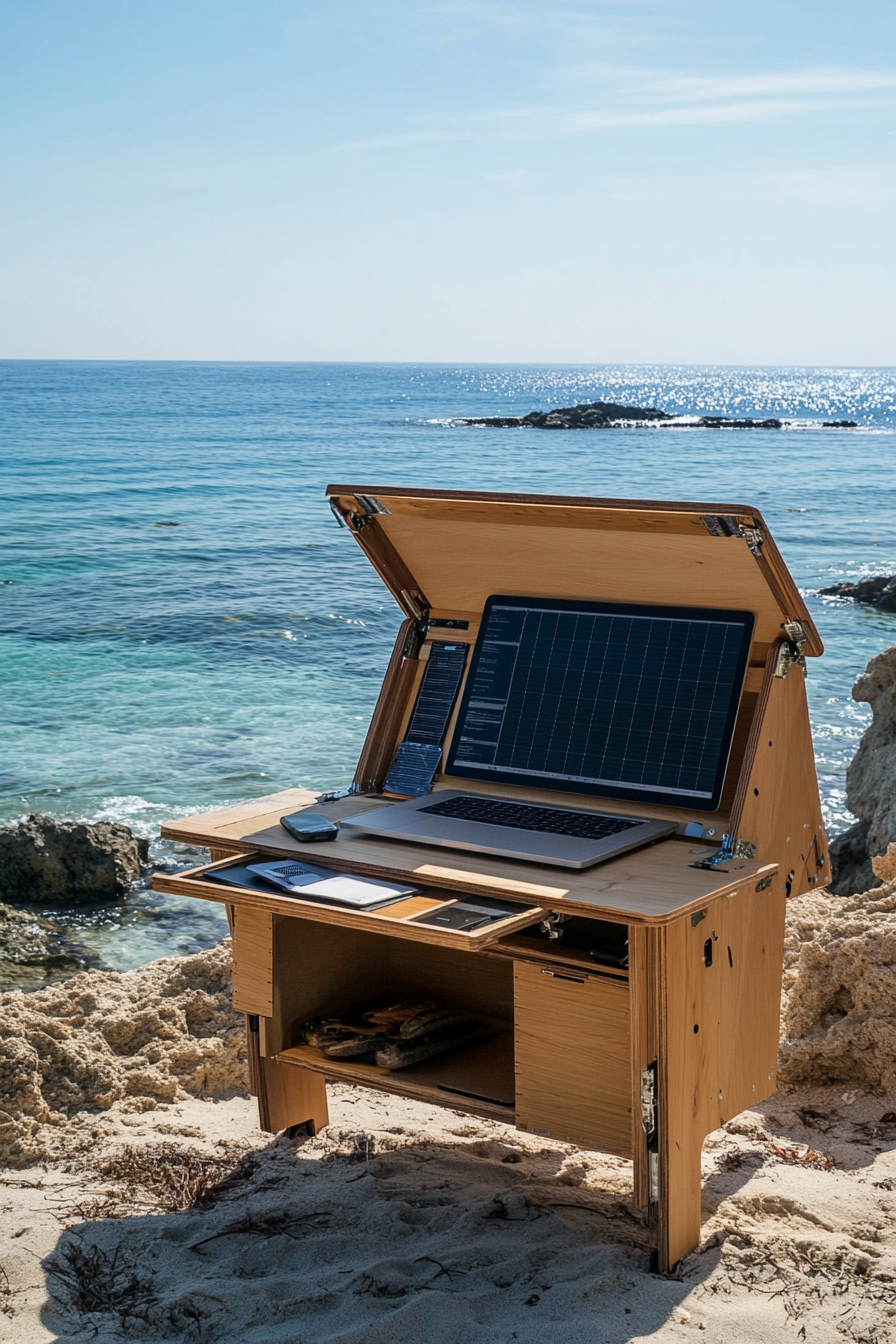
xmin=153 ymin=851 xmax=546 ymax=950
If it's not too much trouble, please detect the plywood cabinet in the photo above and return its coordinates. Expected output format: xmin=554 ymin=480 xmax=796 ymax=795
xmin=155 ymin=484 xmax=825 ymax=1275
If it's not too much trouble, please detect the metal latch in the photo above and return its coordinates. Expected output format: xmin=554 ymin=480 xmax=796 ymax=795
xmin=640 ymin=1062 xmax=660 ymax=1203
xmin=690 ymin=833 xmax=757 ymax=869
xmin=640 ymin=1063 xmax=658 ymax=1144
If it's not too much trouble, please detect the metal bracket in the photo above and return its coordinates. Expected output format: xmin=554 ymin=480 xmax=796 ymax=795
xmin=316 ymin=783 xmax=361 ymax=803
xmin=329 ymin=502 xmax=347 ymax=529
xmin=691 ymin=833 xmax=757 ymax=869
xmin=700 ymin=515 xmax=741 ymax=538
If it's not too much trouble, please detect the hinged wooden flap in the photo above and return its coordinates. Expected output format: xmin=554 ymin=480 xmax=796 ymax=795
xmin=325 ymin=485 xmax=821 ymax=658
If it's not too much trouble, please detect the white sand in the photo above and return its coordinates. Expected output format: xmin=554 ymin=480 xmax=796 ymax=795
xmin=4 ymin=1081 xmax=896 ymax=1343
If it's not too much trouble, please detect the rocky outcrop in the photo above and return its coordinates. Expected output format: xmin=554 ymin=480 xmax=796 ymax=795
xmin=460 ymin=400 xmax=858 ymax=430
xmin=820 ymin=575 xmax=896 ymax=612
xmin=462 ymin=400 xmax=671 ymax=429
xmin=0 ymin=902 xmax=102 ymax=992
xmin=828 ymin=645 xmax=896 ymax=895
xmin=779 ymin=847 xmax=896 ymax=1090
xmin=0 ymin=815 xmax=150 ymax=905
xmin=0 ymin=939 xmax=246 ymax=1167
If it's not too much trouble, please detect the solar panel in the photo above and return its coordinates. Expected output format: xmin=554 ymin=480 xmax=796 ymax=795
xmin=445 ymin=597 xmax=754 ymax=811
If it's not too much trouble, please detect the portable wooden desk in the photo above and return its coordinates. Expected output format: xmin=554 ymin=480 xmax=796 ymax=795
xmin=155 ymin=486 xmax=829 ymax=1272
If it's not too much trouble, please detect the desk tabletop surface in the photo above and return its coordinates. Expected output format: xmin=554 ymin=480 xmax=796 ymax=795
xmin=161 ymin=789 xmax=776 ymax=925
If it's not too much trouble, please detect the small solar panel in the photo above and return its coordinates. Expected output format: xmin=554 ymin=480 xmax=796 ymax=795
xmin=445 ymin=596 xmax=754 ymax=811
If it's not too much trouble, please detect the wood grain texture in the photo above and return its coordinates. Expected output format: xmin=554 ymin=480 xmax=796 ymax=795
xmin=276 ymin=1032 xmax=515 ymax=1123
xmin=231 ymin=906 xmax=273 ymax=1016
xmin=730 ymin=643 xmax=830 ymax=898
xmin=628 ymin=922 xmax=659 ymax=1211
xmin=656 ymin=879 xmax=786 ymax=1269
xmin=353 ymin=617 xmax=421 ymax=793
xmin=262 ymin=915 xmax=515 ymax=1058
xmin=324 ymin=485 xmax=821 ymax=655
xmin=257 ymin=1056 xmax=330 ymax=1135
xmin=154 ymin=857 xmax=544 ymax=951
xmin=157 ymin=797 xmax=776 ymax=926
xmin=513 ymin=962 xmax=632 ymax=1158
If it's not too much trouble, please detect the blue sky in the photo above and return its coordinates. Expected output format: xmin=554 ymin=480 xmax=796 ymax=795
xmin=1 ymin=1 xmax=894 ymax=362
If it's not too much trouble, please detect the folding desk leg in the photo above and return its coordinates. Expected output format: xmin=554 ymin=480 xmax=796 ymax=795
xmin=245 ymin=1015 xmax=329 ymax=1136
xmin=655 ymin=920 xmax=708 ymax=1273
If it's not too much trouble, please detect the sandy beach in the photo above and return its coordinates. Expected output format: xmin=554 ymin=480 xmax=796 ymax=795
xmin=5 ymin=1080 xmax=896 ymax=1343
xmin=4 ymin=862 xmax=896 ymax=1343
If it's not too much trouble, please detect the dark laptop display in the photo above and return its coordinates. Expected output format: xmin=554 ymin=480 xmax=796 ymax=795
xmin=445 ymin=596 xmax=754 ymax=811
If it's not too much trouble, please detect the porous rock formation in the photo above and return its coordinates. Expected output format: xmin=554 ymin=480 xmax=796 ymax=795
xmin=828 ymin=644 xmax=896 ymax=896
xmin=0 ymin=814 xmax=149 ymax=904
xmin=820 ymin=574 xmax=896 ymax=613
xmin=779 ymin=846 xmax=896 ymax=1091
xmin=0 ymin=940 xmax=246 ymax=1167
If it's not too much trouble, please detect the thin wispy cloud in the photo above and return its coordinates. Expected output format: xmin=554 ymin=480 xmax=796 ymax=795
xmin=340 ymin=66 xmax=896 ymax=150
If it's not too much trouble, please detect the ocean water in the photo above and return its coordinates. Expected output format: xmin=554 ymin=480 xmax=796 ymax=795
xmin=2 ymin=362 xmax=895 ymax=971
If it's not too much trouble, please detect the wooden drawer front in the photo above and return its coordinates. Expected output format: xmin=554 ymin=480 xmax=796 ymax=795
xmin=231 ymin=906 xmax=273 ymax=1016
xmin=514 ymin=963 xmax=631 ymax=1157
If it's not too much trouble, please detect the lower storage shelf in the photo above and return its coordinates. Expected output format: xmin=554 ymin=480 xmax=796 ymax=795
xmin=276 ymin=1028 xmax=516 ymax=1122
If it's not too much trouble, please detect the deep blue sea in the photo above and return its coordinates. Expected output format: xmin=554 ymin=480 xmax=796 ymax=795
xmin=2 ymin=362 xmax=895 ymax=970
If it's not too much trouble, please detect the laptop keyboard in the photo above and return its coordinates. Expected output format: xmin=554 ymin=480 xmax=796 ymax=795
xmin=419 ymin=796 xmax=641 ymax=840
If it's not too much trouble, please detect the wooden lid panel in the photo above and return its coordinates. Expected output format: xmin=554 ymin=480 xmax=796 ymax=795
xmin=326 ymin=486 xmax=821 ymax=657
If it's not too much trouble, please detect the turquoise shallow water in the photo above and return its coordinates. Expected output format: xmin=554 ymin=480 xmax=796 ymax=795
xmin=2 ymin=362 xmax=895 ymax=969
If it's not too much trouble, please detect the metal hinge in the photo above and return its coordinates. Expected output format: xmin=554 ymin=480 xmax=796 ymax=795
xmin=691 ymin=833 xmax=757 ymax=869
xmin=354 ymin=494 xmax=391 ymax=516
xmin=400 ymin=589 xmax=432 ymax=659
xmin=774 ymin=621 xmax=808 ymax=678
xmin=700 ymin=515 xmax=765 ymax=556
xmin=738 ymin=524 xmax=765 ymax=557
xmin=347 ymin=494 xmax=392 ymax=531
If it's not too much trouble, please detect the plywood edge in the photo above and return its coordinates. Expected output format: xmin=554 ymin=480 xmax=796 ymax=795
xmin=160 ymin=788 xmax=319 ymax=847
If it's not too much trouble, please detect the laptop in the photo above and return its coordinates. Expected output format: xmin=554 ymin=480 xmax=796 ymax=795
xmin=340 ymin=595 xmax=754 ymax=870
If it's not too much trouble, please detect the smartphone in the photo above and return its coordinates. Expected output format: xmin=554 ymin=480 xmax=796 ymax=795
xmin=280 ymin=811 xmax=339 ymax=843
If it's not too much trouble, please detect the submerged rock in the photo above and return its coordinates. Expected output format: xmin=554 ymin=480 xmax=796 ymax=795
xmin=827 ymin=644 xmax=896 ymax=895
xmin=0 ymin=815 xmax=150 ymax=905
xmin=820 ymin=575 xmax=896 ymax=612
xmin=0 ymin=939 xmax=246 ymax=1167
xmin=460 ymin=400 xmax=857 ymax=430
xmin=0 ymin=902 xmax=102 ymax=993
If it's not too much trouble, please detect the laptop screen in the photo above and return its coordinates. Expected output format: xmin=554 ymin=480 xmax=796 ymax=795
xmin=444 ymin=596 xmax=754 ymax=811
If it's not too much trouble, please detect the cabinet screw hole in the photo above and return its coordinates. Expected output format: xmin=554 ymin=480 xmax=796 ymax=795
xmin=694 ymin=1024 xmax=699 ymax=1034
xmin=754 ymin=787 xmax=760 ymax=796
xmin=727 ymin=946 xmax=733 ymax=968
xmin=703 ymin=938 xmax=713 ymax=967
